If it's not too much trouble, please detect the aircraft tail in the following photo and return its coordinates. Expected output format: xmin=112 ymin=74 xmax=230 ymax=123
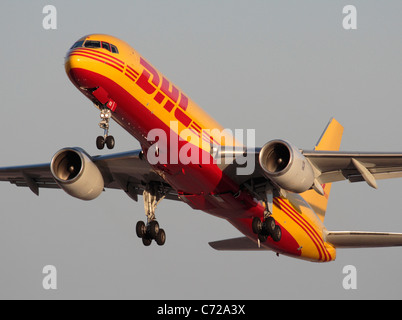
xmin=302 ymin=118 xmax=344 ymax=222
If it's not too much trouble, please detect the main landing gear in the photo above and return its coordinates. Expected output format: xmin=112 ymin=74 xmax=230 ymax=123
xmin=96 ymin=108 xmax=115 ymax=150
xmin=135 ymin=186 xmax=167 ymax=246
xmin=252 ymin=184 xmax=282 ymax=243
xmin=252 ymin=216 xmax=282 ymax=243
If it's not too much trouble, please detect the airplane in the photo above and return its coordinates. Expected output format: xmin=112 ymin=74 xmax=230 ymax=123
xmin=2 ymin=34 xmax=402 ymax=262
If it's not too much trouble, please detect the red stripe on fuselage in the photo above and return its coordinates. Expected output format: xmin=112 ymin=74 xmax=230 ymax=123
xmin=77 ymin=48 xmax=125 ymax=66
xmin=276 ymin=198 xmax=331 ymax=261
xmin=126 ymin=65 xmax=139 ymax=76
xmin=70 ymin=49 xmax=125 ymax=68
xmin=124 ymin=72 xmax=137 ymax=82
xmin=275 ymin=198 xmax=323 ymax=261
xmin=279 ymin=198 xmax=332 ymax=261
xmin=69 ymin=52 xmax=124 ymax=73
xmin=126 ymin=69 xmax=139 ymax=80
xmin=69 ymin=49 xmax=125 ymax=70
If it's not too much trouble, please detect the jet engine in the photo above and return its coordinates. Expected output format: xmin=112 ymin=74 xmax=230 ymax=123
xmin=259 ymin=140 xmax=315 ymax=193
xmin=50 ymin=148 xmax=104 ymax=200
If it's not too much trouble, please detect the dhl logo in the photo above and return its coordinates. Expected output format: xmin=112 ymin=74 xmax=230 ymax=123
xmin=134 ymin=57 xmax=219 ymax=145
xmin=136 ymin=58 xmax=191 ymax=126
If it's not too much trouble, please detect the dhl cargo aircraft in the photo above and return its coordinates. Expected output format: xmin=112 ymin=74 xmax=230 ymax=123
xmin=2 ymin=34 xmax=402 ymax=262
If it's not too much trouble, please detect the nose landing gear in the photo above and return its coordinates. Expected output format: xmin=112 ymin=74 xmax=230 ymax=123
xmin=96 ymin=108 xmax=115 ymax=150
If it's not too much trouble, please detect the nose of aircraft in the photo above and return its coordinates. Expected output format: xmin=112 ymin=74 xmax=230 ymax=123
xmin=64 ymin=51 xmax=78 ymax=74
xmin=65 ymin=47 xmax=99 ymax=90
xmin=65 ymin=51 xmax=86 ymax=89
xmin=64 ymin=37 xmax=94 ymax=89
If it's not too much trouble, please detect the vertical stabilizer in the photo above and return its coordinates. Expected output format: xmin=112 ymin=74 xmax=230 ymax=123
xmin=302 ymin=118 xmax=344 ymax=222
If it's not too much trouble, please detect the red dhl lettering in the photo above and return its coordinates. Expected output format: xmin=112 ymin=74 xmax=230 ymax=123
xmin=136 ymin=57 xmax=190 ymax=127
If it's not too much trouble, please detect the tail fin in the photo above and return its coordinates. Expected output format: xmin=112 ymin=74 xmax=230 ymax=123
xmin=302 ymin=118 xmax=344 ymax=222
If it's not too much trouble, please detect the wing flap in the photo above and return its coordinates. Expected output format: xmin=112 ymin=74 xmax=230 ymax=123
xmin=304 ymin=151 xmax=402 ymax=186
xmin=326 ymin=231 xmax=402 ymax=248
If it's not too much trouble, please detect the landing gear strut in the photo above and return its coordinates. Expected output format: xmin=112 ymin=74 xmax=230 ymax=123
xmin=252 ymin=184 xmax=282 ymax=243
xmin=136 ymin=185 xmax=167 ymax=246
xmin=96 ymin=108 xmax=115 ymax=150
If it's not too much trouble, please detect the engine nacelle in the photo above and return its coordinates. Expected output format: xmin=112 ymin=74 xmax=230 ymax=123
xmin=259 ymin=140 xmax=315 ymax=193
xmin=50 ymin=148 xmax=104 ymax=201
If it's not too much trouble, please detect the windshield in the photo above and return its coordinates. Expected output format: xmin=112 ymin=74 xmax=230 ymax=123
xmin=84 ymin=40 xmax=101 ymax=48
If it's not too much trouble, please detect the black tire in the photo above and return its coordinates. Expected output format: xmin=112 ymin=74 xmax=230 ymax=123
xmin=258 ymin=233 xmax=268 ymax=243
xmin=252 ymin=217 xmax=262 ymax=234
xmin=265 ymin=217 xmax=276 ymax=234
xmin=149 ymin=220 xmax=160 ymax=239
xmin=156 ymin=229 xmax=166 ymax=246
xmin=96 ymin=136 xmax=105 ymax=150
xmin=136 ymin=221 xmax=146 ymax=238
xmin=142 ymin=237 xmax=152 ymax=246
xmin=106 ymin=135 xmax=115 ymax=149
xmin=272 ymin=225 xmax=282 ymax=242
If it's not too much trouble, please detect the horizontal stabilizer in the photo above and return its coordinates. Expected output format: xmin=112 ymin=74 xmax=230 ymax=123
xmin=209 ymin=237 xmax=270 ymax=251
xmin=326 ymin=231 xmax=402 ymax=248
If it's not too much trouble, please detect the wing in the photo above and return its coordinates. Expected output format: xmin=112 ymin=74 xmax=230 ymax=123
xmin=0 ymin=150 xmax=178 ymax=201
xmin=216 ymin=148 xmax=402 ymax=193
xmin=303 ymin=151 xmax=402 ymax=188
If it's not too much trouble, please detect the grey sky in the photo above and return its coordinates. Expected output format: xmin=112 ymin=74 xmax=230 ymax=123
xmin=0 ymin=0 xmax=402 ymax=299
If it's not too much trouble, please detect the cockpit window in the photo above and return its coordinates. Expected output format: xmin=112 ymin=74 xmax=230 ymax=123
xmin=84 ymin=40 xmax=101 ymax=48
xmin=70 ymin=40 xmax=84 ymax=49
xmin=79 ymin=39 xmax=119 ymax=54
xmin=111 ymin=44 xmax=119 ymax=54
xmin=102 ymin=42 xmax=111 ymax=51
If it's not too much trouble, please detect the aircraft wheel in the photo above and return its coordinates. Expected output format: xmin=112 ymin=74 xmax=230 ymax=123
xmin=142 ymin=237 xmax=152 ymax=246
xmin=272 ymin=225 xmax=282 ymax=242
xmin=156 ymin=229 xmax=166 ymax=246
xmin=149 ymin=220 xmax=160 ymax=239
xmin=258 ymin=233 xmax=268 ymax=243
xmin=136 ymin=221 xmax=146 ymax=238
xmin=252 ymin=217 xmax=262 ymax=234
xmin=106 ymin=135 xmax=115 ymax=149
xmin=265 ymin=217 xmax=276 ymax=235
xmin=96 ymin=136 xmax=105 ymax=150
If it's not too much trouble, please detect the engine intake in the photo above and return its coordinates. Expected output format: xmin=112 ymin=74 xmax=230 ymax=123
xmin=50 ymin=148 xmax=104 ymax=200
xmin=259 ymin=140 xmax=315 ymax=193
